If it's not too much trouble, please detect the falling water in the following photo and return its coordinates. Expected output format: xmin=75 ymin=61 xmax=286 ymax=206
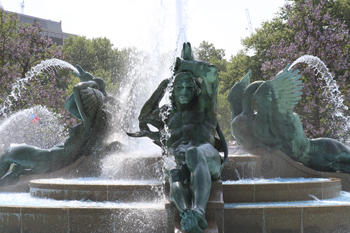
xmin=289 ymin=55 xmax=350 ymax=139
xmin=308 ymin=194 xmax=320 ymax=201
xmin=175 ymin=0 xmax=188 ymax=54
xmin=158 ymin=0 xmax=189 ymax=155
xmin=234 ymin=169 xmax=242 ymax=180
xmin=0 ymin=59 xmax=77 ymax=151
xmin=0 ymin=59 xmax=78 ymax=116
xmin=101 ymin=0 xmax=190 ymax=179
xmin=0 ymin=1 xmax=197 ymax=231
xmin=0 ymin=105 xmax=67 ymax=153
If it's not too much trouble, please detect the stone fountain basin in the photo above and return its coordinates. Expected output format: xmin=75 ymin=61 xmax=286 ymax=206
xmin=223 ymin=177 xmax=341 ymax=203
xmin=225 ymin=203 xmax=350 ymax=233
xmin=30 ymin=178 xmax=163 ymax=202
xmin=0 ymin=199 xmax=166 ymax=233
xmin=224 ymin=191 xmax=350 ymax=233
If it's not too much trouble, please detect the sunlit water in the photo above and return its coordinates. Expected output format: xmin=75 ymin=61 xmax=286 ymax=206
xmin=0 ymin=105 xmax=67 ymax=153
xmin=1 ymin=59 xmax=78 ymax=116
xmin=290 ymin=55 xmax=350 ymax=139
xmin=33 ymin=177 xmax=162 ymax=185
xmin=225 ymin=191 xmax=350 ymax=208
xmin=109 ymin=0 xmax=189 ymax=155
xmin=0 ymin=192 xmax=164 ymax=208
xmin=223 ymin=177 xmax=330 ymax=184
xmin=100 ymin=0 xmax=190 ymax=182
xmin=0 ymin=7 xmax=349 ymax=232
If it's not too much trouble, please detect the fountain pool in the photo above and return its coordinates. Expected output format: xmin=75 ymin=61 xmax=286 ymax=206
xmin=1 ymin=1 xmax=350 ymax=232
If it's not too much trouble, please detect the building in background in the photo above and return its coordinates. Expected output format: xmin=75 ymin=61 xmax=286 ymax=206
xmin=5 ymin=10 xmax=74 ymax=45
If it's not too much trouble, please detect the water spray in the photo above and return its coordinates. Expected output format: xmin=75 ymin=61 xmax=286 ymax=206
xmin=1 ymin=59 xmax=78 ymax=116
xmin=289 ymin=55 xmax=350 ymax=139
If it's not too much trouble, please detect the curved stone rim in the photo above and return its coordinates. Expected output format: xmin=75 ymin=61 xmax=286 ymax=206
xmin=30 ymin=179 xmax=164 ymax=202
xmin=223 ymin=177 xmax=341 ymax=203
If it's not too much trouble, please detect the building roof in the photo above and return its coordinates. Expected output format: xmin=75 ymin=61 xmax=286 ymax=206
xmin=5 ymin=10 xmax=63 ymax=33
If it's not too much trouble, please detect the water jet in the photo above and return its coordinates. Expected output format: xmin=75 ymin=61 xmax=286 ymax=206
xmin=1 ymin=1 xmax=350 ymax=232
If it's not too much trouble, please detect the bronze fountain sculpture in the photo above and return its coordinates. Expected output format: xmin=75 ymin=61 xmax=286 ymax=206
xmin=128 ymin=42 xmax=228 ymax=233
xmin=228 ymin=65 xmax=350 ymax=173
xmin=0 ymin=66 xmax=119 ymax=186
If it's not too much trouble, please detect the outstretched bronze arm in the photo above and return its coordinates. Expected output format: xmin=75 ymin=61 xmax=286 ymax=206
xmin=126 ymin=78 xmax=170 ymax=147
xmin=138 ymin=78 xmax=170 ymax=130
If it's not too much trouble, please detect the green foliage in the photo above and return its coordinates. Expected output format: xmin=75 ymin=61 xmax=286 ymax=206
xmin=62 ymin=36 xmax=132 ymax=96
xmin=330 ymin=0 xmax=350 ymax=26
xmin=0 ymin=7 xmax=68 ymax=121
xmin=217 ymin=92 xmax=232 ymax=140
xmin=242 ymin=16 xmax=294 ymax=82
xmin=217 ymin=52 xmax=253 ymax=140
xmin=260 ymin=0 xmax=350 ymax=139
xmin=219 ymin=52 xmax=251 ymax=93
xmin=195 ymin=41 xmax=225 ymax=62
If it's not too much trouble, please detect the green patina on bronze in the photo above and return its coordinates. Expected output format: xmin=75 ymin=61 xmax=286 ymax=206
xmin=0 ymin=66 xmax=119 ymax=186
xmin=128 ymin=42 xmax=228 ymax=233
xmin=228 ymin=65 xmax=350 ymax=173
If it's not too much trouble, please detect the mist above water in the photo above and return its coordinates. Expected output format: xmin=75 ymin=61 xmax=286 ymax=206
xmin=0 ymin=105 xmax=67 ymax=154
xmin=102 ymin=0 xmax=189 ymax=163
xmin=0 ymin=0 xmax=191 ymax=182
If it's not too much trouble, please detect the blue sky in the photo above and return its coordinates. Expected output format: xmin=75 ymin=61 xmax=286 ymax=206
xmin=1 ymin=0 xmax=287 ymax=58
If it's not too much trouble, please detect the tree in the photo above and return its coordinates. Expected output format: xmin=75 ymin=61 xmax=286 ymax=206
xmin=217 ymin=52 xmax=253 ymax=140
xmin=262 ymin=0 xmax=350 ymax=140
xmin=241 ymin=14 xmax=295 ymax=83
xmin=290 ymin=0 xmax=350 ymax=28
xmin=62 ymin=36 xmax=133 ymax=96
xmin=195 ymin=41 xmax=225 ymax=62
xmin=0 ymin=9 xmax=20 ymax=107
xmin=0 ymin=7 xmax=68 ymax=123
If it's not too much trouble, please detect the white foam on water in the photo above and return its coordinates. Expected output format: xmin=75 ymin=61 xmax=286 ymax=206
xmin=225 ymin=191 xmax=350 ymax=208
xmin=0 ymin=192 xmax=165 ymax=208
xmin=223 ymin=177 xmax=330 ymax=184
xmin=33 ymin=177 xmax=162 ymax=185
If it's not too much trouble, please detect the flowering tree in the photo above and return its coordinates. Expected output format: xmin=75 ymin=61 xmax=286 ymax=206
xmin=261 ymin=0 xmax=350 ymax=140
xmin=0 ymin=8 xmax=73 ymax=127
xmin=0 ymin=9 xmax=21 ymax=104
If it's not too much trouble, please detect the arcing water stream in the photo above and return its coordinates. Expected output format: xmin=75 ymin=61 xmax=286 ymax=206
xmin=0 ymin=1 xmax=190 ymax=231
xmin=0 ymin=59 xmax=78 ymax=117
xmin=290 ymin=55 xmax=350 ymax=140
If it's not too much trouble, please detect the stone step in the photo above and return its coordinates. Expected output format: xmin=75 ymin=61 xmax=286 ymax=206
xmin=223 ymin=177 xmax=341 ymax=203
xmin=30 ymin=179 xmax=163 ymax=202
xmin=3 ymin=152 xmax=261 ymax=193
xmin=0 ymin=196 xmax=167 ymax=233
xmin=224 ymin=202 xmax=350 ymax=233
